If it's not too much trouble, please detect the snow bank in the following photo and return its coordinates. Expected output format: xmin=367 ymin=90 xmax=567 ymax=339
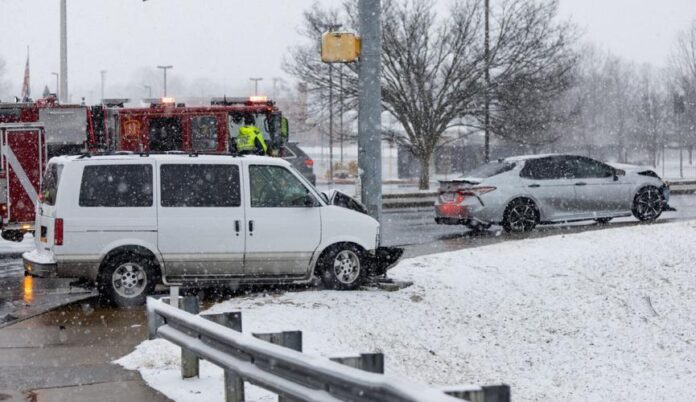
xmin=118 ymin=221 xmax=696 ymax=401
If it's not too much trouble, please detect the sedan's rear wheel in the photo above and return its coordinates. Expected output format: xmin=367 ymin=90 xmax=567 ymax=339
xmin=632 ymin=186 xmax=664 ymax=222
xmin=503 ymin=198 xmax=539 ymax=233
xmin=99 ymin=253 xmax=156 ymax=307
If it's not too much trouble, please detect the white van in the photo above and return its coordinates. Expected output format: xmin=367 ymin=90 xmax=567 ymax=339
xmin=23 ymin=154 xmax=401 ymax=306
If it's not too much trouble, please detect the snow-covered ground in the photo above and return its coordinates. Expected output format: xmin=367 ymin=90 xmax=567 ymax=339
xmin=118 ymin=221 xmax=696 ymax=401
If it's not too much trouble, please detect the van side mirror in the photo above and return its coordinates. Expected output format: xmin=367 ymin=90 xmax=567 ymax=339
xmin=304 ymin=193 xmax=315 ymax=207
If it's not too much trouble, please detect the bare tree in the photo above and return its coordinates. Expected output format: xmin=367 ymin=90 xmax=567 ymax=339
xmin=483 ymin=0 xmax=578 ymax=149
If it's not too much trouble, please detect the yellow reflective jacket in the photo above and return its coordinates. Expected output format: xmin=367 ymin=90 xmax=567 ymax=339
xmin=236 ymin=125 xmax=268 ymax=154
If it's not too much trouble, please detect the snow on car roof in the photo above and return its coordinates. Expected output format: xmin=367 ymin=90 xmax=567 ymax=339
xmin=51 ymin=153 xmax=289 ymax=165
xmin=502 ymin=153 xmax=560 ymax=162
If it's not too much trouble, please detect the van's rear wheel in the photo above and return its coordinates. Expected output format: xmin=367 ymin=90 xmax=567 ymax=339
xmin=99 ymin=253 xmax=156 ymax=307
xmin=319 ymin=244 xmax=366 ymax=290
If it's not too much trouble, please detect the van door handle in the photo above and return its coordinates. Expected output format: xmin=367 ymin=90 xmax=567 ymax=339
xmin=234 ymin=220 xmax=240 ymax=236
xmin=528 ymin=184 xmax=540 ymax=188
xmin=575 ymin=182 xmax=587 ymax=186
xmin=248 ymin=220 xmax=254 ymax=235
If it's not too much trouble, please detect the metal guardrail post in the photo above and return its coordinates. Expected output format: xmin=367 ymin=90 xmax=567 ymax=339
xmin=181 ymin=295 xmax=200 ymax=379
xmin=444 ymin=384 xmax=510 ymax=402
xmin=203 ymin=312 xmax=245 ymax=402
xmin=170 ymin=286 xmax=180 ymax=307
xmin=146 ymin=297 xmax=165 ymax=340
xmin=330 ymin=353 xmax=385 ymax=374
xmin=253 ymin=331 xmax=303 ymax=402
xmin=253 ymin=331 xmax=303 ymax=352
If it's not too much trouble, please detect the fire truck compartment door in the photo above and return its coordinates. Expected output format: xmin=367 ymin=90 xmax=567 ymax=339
xmin=156 ymin=162 xmax=245 ymax=278
xmin=1 ymin=125 xmax=45 ymax=225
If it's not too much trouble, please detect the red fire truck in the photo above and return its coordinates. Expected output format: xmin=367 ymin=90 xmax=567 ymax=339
xmin=88 ymin=96 xmax=288 ymax=156
xmin=0 ymin=95 xmax=289 ymax=241
xmin=0 ymin=96 xmax=89 ymax=241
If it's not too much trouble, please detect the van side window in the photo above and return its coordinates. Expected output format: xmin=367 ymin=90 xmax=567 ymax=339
xmin=41 ymin=163 xmax=62 ymax=206
xmin=161 ymin=164 xmax=240 ymax=207
xmin=79 ymin=165 xmax=153 ymax=207
xmin=250 ymin=165 xmax=312 ymax=208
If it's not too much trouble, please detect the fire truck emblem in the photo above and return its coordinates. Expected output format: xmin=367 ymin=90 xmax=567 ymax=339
xmin=123 ymin=119 xmax=141 ymax=139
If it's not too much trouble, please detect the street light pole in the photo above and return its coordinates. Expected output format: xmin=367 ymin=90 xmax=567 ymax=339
xmin=59 ymin=0 xmax=68 ymax=103
xmin=51 ymin=72 xmax=59 ymax=99
xmin=100 ymin=70 xmax=107 ymax=103
xmin=249 ymin=77 xmax=263 ymax=96
xmin=157 ymin=65 xmax=173 ymax=96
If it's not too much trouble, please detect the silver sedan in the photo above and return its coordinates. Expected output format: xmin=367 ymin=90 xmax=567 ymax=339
xmin=434 ymin=154 xmax=671 ymax=233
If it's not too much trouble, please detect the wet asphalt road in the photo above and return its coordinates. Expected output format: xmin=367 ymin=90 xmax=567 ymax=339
xmin=0 ymin=194 xmax=694 ymax=398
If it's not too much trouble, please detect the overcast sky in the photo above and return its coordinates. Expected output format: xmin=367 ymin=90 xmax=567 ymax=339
xmin=1 ymin=0 xmax=696 ymax=102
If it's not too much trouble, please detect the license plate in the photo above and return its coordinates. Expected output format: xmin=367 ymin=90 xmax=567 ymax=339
xmin=440 ymin=193 xmax=455 ymax=202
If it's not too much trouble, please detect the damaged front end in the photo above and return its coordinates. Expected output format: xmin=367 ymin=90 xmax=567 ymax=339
xmin=366 ymin=246 xmax=404 ymax=276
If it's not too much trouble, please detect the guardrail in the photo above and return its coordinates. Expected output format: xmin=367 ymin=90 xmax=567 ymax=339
xmin=147 ymin=295 xmax=510 ymax=402
xmin=382 ymin=179 xmax=696 ymax=209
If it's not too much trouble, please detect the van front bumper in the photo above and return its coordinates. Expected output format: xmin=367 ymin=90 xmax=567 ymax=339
xmin=366 ymin=246 xmax=404 ymax=276
xmin=23 ymin=250 xmax=57 ymax=277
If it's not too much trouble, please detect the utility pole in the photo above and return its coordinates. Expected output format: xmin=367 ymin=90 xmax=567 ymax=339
xmin=339 ymin=65 xmax=345 ymax=165
xmin=100 ymin=70 xmax=107 ymax=103
xmin=484 ymin=0 xmax=491 ymax=162
xmin=59 ymin=0 xmax=68 ymax=103
xmin=51 ymin=72 xmax=59 ymax=98
xmin=323 ymin=23 xmax=342 ymax=187
xmin=358 ymin=0 xmax=382 ymax=223
xmin=249 ymin=77 xmax=263 ymax=96
xmin=157 ymin=65 xmax=173 ymax=96
xmin=329 ymin=63 xmax=335 ymax=186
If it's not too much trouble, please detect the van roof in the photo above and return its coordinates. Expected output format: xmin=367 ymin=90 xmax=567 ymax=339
xmin=49 ymin=153 xmax=291 ymax=166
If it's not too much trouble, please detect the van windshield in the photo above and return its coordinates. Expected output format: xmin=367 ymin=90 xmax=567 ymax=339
xmin=41 ymin=163 xmax=62 ymax=206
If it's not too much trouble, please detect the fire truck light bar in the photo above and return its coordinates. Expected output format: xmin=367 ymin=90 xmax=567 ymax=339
xmin=161 ymin=97 xmax=176 ymax=104
xmin=249 ymin=96 xmax=267 ymax=103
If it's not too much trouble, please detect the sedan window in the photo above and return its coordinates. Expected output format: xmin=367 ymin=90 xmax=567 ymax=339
xmin=520 ymin=157 xmax=572 ymax=180
xmin=568 ymin=157 xmax=614 ymax=179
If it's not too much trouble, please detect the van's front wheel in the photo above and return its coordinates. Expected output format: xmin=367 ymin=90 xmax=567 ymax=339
xmin=319 ymin=245 xmax=365 ymax=290
xmin=99 ymin=254 xmax=156 ymax=307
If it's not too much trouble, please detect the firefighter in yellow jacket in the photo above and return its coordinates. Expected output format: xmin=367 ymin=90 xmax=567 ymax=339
xmin=236 ymin=115 xmax=268 ymax=155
